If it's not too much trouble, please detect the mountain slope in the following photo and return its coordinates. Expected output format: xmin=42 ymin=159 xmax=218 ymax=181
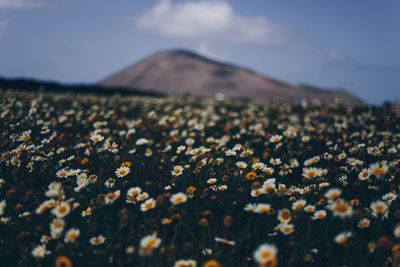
xmin=98 ymin=49 xmax=362 ymax=103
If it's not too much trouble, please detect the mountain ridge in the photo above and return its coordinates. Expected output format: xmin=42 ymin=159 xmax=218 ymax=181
xmin=98 ymin=49 xmax=362 ymax=104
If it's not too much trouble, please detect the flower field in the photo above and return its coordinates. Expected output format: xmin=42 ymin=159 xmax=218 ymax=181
xmin=1 ymin=90 xmax=400 ymax=267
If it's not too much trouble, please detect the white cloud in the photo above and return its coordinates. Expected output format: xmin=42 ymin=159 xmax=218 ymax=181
xmin=325 ymin=49 xmax=400 ymax=74
xmin=135 ymin=0 xmax=285 ymax=43
xmin=196 ymin=42 xmax=225 ymax=61
xmin=327 ymin=49 xmax=343 ymax=61
xmin=0 ymin=0 xmax=44 ymax=9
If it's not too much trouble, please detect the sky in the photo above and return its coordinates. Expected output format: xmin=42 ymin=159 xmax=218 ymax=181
xmin=0 ymin=0 xmax=399 ymax=104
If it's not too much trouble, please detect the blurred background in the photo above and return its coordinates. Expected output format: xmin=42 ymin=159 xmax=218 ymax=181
xmin=0 ymin=0 xmax=399 ymax=104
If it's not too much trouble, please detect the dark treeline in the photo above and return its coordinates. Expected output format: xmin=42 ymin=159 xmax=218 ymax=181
xmin=0 ymin=76 xmax=164 ymax=97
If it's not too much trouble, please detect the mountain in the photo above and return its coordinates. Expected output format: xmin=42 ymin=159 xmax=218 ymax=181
xmin=98 ymin=49 xmax=362 ymax=103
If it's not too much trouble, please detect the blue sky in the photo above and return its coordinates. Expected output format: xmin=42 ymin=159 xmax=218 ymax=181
xmin=0 ymin=0 xmax=399 ymax=103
